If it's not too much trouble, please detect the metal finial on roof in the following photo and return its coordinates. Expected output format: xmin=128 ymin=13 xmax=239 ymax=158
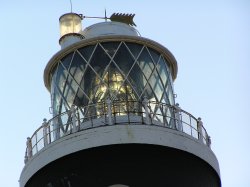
xmin=83 ymin=12 xmax=137 ymax=27
xmin=104 ymin=9 xmax=108 ymax=22
xmin=110 ymin=13 xmax=136 ymax=26
xmin=69 ymin=0 xmax=73 ymax=12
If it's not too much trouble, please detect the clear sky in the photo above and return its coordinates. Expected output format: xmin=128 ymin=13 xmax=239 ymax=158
xmin=0 ymin=1 xmax=249 ymax=186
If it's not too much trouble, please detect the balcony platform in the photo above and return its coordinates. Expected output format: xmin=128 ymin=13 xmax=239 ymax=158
xmin=20 ymin=124 xmax=220 ymax=187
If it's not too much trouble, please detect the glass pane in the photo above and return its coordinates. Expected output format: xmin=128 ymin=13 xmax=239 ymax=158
xmin=157 ymin=58 xmax=168 ymax=85
xmin=125 ymin=42 xmax=143 ymax=59
xmin=61 ymin=100 xmax=69 ymax=113
xmin=69 ymin=52 xmax=86 ymax=84
xmin=82 ymin=66 xmax=98 ymax=103
xmin=127 ymin=63 xmax=145 ymax=97
xmin=114 ymin=42 xmax=135 ymax=75
xmin=138 ymin=48 xmax=154 ymax=73
xmin=101 ymin=42 xmax=120 ymax=58
xmin=64 ymin=76 xmax=78 ymax=106
xmin=61 ymin=52 xmax=74 ymax=70
xmin=52 ymin=86 xmax=61 ymax=114
xmin=148 ymin=48 xmax=160 ymax=64
xmin=138 ymin=60 xmax=153 ymax=79
xmin=74 ymin=88 xmax=89 ymax=107
xmin=78 ymin=44 xmax=96 ymax=62
xmin=144 ymin=84 xmax=155 ymax=101
xmin=55 ymin=62 xmax=68 ymax=93
xmin=89 ymin=44 xmax=110 ymax=78
xmin=148 ymin=71 xmax=164 ymax=102
xmin=167 ymin=85 xmax=175 ymax=105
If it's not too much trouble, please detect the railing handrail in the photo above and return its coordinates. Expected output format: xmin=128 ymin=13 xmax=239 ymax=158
xmin=24 ymin=100 xmax=211 ymax=164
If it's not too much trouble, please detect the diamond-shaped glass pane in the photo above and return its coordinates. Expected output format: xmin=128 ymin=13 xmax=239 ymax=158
xmin=64 ymin=76 xmax=78 ymax=106
xmin=125 ymin=42 xmax=143 ymax=59
xmin=55 ymin=62 xmax=68 ymax=93
xmin=137 ymin=60 xmax=153 ymax=80
xmin=157 ymin=58 xmax=168 ymax=85
xmin=99 ymin=62 xmax=133 ymax=102
xmin=74 ymin=88 xmax=89 ymax=107
xmin=137 ymin=48 xmax=154 ymax=78
xmin=51 ymin=65 xmax=58 ymax=105
xmin=69 ymin=52 xmax=86 ymax=84
xmin=148 ymin=48 xmax=160 ymax=64
xmin=127 ymin=62 xmax=145 ymax=97
xmin=101 ymin=42 xmax=120 ymax=58
xmin=83 ymin=66 xmax=100 ymax=101
xmin=114 ymin=43 xmax=135 ymax=75
xmin=78 ymin=45 xmax=95 ymax=62
xmin=167 ymin=85 xmax=174 ymax=105
xmin=89 ymin=44 xmax=110 ymax=78
xmin=61 ymin=52 xmax=74 ymax=70
xmin=148 ymin=71 xmax=164 ymax=102
xmin=52 ymin=86 xmax=62 ymax=114
xmin=61 ymin=100 xmax=69 ymax=112
xmin=143 ymin=84 xmax=155 ymax=101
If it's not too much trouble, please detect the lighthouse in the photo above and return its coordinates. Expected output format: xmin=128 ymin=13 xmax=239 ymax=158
xmin=19 ymin=12 xmax=221 ymax=187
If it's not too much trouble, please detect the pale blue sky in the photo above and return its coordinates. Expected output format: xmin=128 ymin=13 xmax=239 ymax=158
xmin=0 ymin=1 xmax=249 ymax=186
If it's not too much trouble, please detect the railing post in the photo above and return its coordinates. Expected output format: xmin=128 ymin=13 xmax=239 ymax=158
xmin=53 ymin=116 xmax=60 ymax=140
xmin=197 ymin=117 xmax=204 ymax=143
xmin=174 ymin=103 xmax=183 ymax=131
xmin=206 ymin=135 xmax=211 ymax=148
xmin=142 ymin=96 xmax=150 ymax=125
xmin=106 ymin=98 xmax=113 ymax=125
xmin=43 ymin=118 xmax=48 ymax=147
xmin=26 ymin=137 xmax=32 ymax=160
xmin=24 ymin=150 xmax=28 ymax=164
xmin=71 ymin=105 xmax=77 ymax=133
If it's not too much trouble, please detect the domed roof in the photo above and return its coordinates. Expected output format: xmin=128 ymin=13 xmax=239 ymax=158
xmin=80 ymin=21 xmax=139 ymax=39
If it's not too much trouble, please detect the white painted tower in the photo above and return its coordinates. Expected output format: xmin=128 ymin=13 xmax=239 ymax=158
xmin=19 ymin=12 xmax=221 ymax=187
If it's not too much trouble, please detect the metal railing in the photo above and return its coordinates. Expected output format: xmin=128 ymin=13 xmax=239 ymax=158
xmin=24 ymin=99 xmax=211 ymax=164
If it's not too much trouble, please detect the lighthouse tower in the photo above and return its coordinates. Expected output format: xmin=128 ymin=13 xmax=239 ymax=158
xmin=19 ymin=12 xmax=221 ymax=187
